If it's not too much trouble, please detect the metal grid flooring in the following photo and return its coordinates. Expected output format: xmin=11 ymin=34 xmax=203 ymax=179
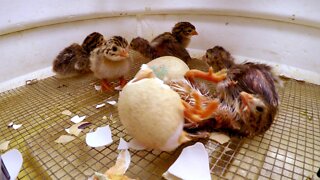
xmin=0 ymin=63 xmax=319 ymax=179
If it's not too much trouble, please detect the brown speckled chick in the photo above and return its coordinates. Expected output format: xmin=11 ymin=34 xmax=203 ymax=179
xmin=90 ymin=36 xmax=130 ymax=91
xmin=129 ymin=22 xmax=198 ymax=63
xmin=52 ymin=32 xmax=105 ymax=78
xmin=171 ymin=22 xmax=198 ymax=48
xmin=203 ymin=46 xmax=235 ymax=72
xmin=129 ymin=37 xmax=154 ymax=60
xmin=130 ymin=34 xmax=192 ymax=63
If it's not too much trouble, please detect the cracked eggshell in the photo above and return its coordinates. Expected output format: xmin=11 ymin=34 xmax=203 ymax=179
xmin=118 ymin=77 xmax=188 ymax=152
xmin=147 ymin=56 xmax=189 ymax=82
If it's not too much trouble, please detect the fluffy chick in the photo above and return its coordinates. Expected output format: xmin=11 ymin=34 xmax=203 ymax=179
xmin=82 ymin=32 xmax=106 ymax=53
xmin=130 ymin=35 xmax=192 ymax=63
xmin=130 ymin=22 xmax=197 ymax=63
xmin=52 ymin=32 xmax=105 ymax=78
xmin=150 ymin=22 xmax=198 ymax=62
xmin=129 ymin=37 xmax=154 ymax=60
xmin=171 ymin=22 xmax=198 ymax=48
xmin=203 ymin=46 xmax=235 ymax=72
xmin=90 ymin=36 xmax=130 ymax=91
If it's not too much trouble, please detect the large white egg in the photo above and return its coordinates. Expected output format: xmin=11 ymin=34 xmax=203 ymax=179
xmin=118 ymin=67 xmax=189 ymax=151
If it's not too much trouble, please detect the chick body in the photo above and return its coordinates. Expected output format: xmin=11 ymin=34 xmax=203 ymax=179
xmin=89 ymin=36 xmax=130 ymax=91
xmin=175 ymin=47 xmax=280 ymax=137
xmin=52 ymin=32 xmax=105 ymax=78
xmin=52 ymin=43 xmax=90 ymax=77
xmin=90 ymin=50 xmax=130 ymax=81
xmin=129 ymin=22 xmax=197 ymax=63
xmin=203 ymin=46 xmax=235 ymax=72
xmin=209 ymin=62 xmax=279 ymax=137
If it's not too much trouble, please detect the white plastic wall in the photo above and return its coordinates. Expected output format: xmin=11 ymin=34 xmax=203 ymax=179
xmin=0 ymin=0 xmax=320 ymax=92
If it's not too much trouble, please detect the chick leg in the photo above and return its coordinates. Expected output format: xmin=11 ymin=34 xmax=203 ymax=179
xmin=101 ymin=79 xmax=114 ymax=92
xmin=185 ymin=67 xmax=227 ymax=84
xmin=182 ymin=91 xmax=220 ymax=123
xmin=119 ymin=76 xmax=127 ymax=88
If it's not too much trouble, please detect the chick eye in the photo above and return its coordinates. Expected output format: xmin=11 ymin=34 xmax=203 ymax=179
xmin=112 ymin=46 xmax=117 ymax=51
xmin=256 ymin=106 xmax=264 ymax=112
xmin=206 ymin=54 xmax=209 ymax=58
xmin=187 ymin=29 xmax=192 ymax=33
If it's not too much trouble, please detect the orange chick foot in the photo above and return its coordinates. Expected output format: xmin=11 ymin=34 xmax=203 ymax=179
xmin=119 ymin=77 xmax=128 ymax=88
xmin=101 ymin=79 xmax=114 ymax=92
xmin=185 ymin=67 xmax=227 ymax=84
xmin=182 ymin=91 xmax=220 ymax=124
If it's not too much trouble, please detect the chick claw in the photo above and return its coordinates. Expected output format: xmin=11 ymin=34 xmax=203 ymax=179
xmin=185 ymin=67 xmax=227 ymax=84
xmin=182 ymin=91 xmax=220 ymax=124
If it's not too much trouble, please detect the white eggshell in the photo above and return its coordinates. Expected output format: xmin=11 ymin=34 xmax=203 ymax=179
xmin=147 ymin=56 xmax=189 ymax=82
xmin=118 ymin=77 xmax=185 ymax=151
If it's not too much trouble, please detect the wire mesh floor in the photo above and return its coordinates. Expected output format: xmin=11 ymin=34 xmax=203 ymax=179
xmin=0 ymin=69 xmax=319 ymax=179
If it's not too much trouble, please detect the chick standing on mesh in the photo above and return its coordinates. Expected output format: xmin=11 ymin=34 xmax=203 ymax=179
xmin=90 ymin=36 xmax=131 ymax=92
xmin=52 ymin=32 xmax=105 ymax=78
xmin=129 ymin=22 xmax=198 ymax=63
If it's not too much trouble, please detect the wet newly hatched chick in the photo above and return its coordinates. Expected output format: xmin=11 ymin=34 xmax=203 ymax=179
xmin=212 ymin=63 xmax=279 ymax=137
xmin=203 ymin=46 xmax=235 ymax=72
xmin=52 ymin=32 xmax=105 ymax=78
xmin=177 ymin=63 xmax=279 ymax=137
xmin=90 ymin=36 xmax=130 ymax=91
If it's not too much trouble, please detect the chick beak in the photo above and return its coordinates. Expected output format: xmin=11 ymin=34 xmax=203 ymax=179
xmin=191 ymin=30 xmax=198 ymax=36
xmin=240 ymin=92 xmax=254 ymax=111
xmin=119 ymin=49 xmax=129 ymax=58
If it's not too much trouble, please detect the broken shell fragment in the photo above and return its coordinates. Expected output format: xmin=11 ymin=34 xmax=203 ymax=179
xmin=163 ymin=142 xmax=211 ymax=180
xmin=61 ymin=110 xmax=72 ymax=116
xmin=1 ymin=149 xmax=23 ymax=180
xmin=209 ymin=132 xmax=230 ymax=144
xmin=65 ymin=122 xmax=92 ymax=136
xmin=0 ymin=140 xmax=10 ymax=151
xmin=55 ymin=135 xmax=76 ymax=144
xmin=71 ymin=115 xmax=86 ymax=123
xmin=12 ymin=124 xmax=22 ymax=130
xmin=85 ymin=125 xmax=113 ymax=148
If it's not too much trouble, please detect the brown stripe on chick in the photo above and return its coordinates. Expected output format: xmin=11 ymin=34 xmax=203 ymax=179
xmin=110 ymin=36 xmax=128 ymax=48
xmin=82 ymin=32 xmax=104 ymax=53
xmin=172 ymin=22 xmax=196 ymax=35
